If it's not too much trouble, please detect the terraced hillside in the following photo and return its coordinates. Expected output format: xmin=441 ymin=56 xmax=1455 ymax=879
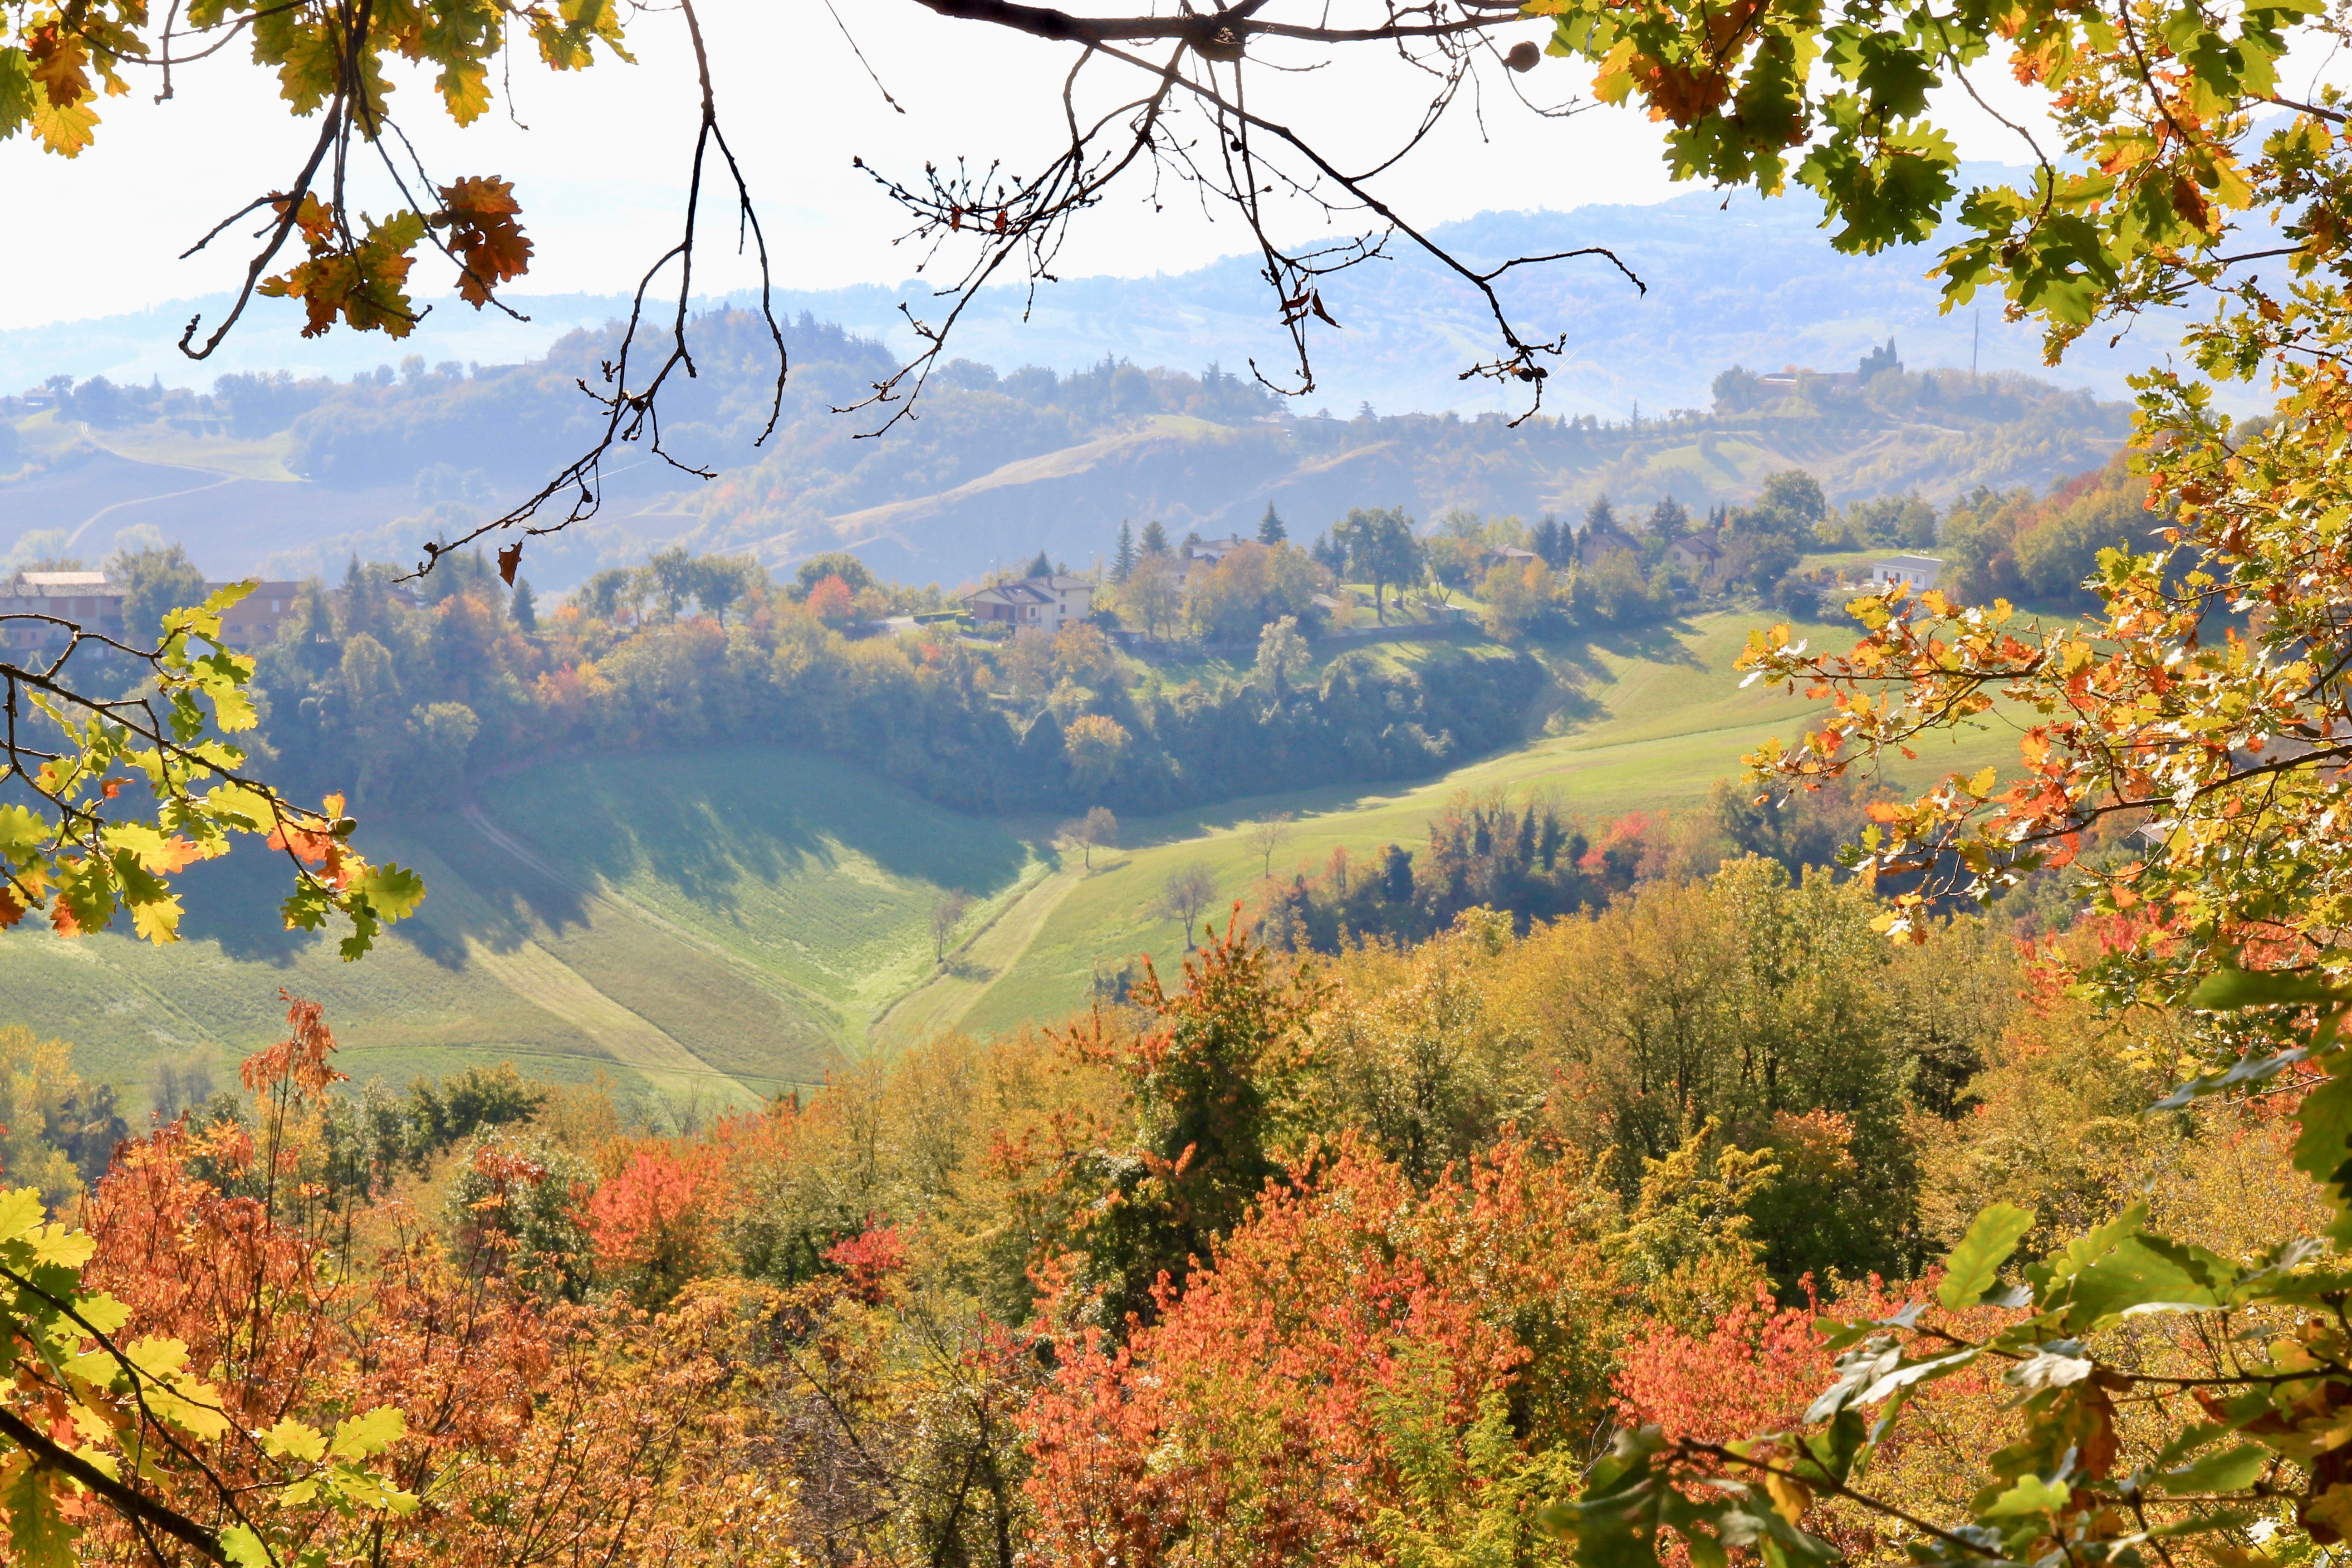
xmin=0 ymin=608 xmax=2017 ymax=1109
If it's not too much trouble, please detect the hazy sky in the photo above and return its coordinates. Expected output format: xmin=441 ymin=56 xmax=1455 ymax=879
xmin=2 ymin=0 xmax=2077 ymax=330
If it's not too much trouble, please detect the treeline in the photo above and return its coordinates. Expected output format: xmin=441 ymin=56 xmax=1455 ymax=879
xmin=1247 ymin=773 xmax=1882 ymax=951
xmin=7 ymin=847 xmax=2284 ymax=1564
xmin=248 ymin=552 xmax=1543 ymax=814
xmin=1935 ymin=450 xmax=2156 ymax=605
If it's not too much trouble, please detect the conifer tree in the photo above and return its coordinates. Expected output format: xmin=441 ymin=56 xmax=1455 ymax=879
xmin=1531 ymin=517 xmax=1565 ymax=568
xmin=1027 ymin=549 xmax=1053 ymax=579
xmin=1139 ymin=520 xmax=1171 ymax=558
xmin=1257 ymin=504 xmax=1288 ymax=545
xmin=1112 ymin=521 xmax=1137 ymax=583
xmin=511 ymin=578 xmax=538 ymax=633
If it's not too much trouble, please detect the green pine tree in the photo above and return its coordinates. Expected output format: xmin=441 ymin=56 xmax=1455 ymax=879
xmin=1112 ymin=521 xmax=1136 ymax=583
xmin=1139 ymin=520 xmax=1171 ymax=557
xmin=1257 ymin=503 xmax=1287 ymax=545
xmin=1027 ymin=549 xmax=1054 ymax=579
xmin=511 ymin=578 xmax=538 ymax=632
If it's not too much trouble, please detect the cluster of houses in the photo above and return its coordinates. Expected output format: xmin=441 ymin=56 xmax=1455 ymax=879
xmin=1 ymin=570 xmax=306 ymax=652
xmin=958 ymin=533 xmax=1266 ymax=628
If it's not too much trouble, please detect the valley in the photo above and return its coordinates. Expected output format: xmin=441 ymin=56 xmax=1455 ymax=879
xmin=0 ymin=607 xmax=2014 ymax=1110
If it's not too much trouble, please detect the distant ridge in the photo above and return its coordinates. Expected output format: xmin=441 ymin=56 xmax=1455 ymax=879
xmin=0 ymin=165 xmax=2201 ymax=420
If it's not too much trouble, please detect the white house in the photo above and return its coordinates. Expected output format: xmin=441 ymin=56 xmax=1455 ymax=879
xmin=963 ymin=573 xmax=1095 ymax=630
xmin=1870 ymin=554 xmax=1945 ymax=592
xmin=1185 ymin=535 xmax=1252 ymax=567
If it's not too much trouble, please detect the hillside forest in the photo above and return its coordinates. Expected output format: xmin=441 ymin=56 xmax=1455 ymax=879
xmin=9 ymin=445 xmax=2154 ymax=843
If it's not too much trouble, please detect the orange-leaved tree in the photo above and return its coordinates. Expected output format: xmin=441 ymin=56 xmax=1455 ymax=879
xmin=59 ymin=993 xmax=800 ymax=1568
xmin=1023 ymin=1135 xmax=1624 ymax=1568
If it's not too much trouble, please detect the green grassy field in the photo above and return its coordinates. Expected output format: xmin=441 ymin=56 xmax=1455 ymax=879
xmin=0 ymin=750 xmax=1049 ymax=1111
xmin=950 ymin=607 xmax=2017 ymax=1034
xmin=0 ymin=607 xmax=2022 ymax=1107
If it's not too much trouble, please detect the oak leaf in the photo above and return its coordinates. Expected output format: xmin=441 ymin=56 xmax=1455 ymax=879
xmin=437 ymin=176 xmax=533 ymax=307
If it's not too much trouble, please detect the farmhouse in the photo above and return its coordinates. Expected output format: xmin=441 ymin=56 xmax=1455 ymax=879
xmin=206 ymin=580 xmax=307 ymax=648
xmin=963 ymin=573 xmax=1095 ymax=630
xmin=0 ymin=572 xmax=126 ymax=648
xmin=1666 ymin=535 xmax=1721 ymax=574
xmin=1576 ymin=523 xmax=1643 ymax=568
xmin=1869 ymin=554 xmax=1945 ymax=592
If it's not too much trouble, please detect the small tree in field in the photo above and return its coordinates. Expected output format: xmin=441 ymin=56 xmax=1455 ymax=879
xmin=1060 ymin=806 xmax=1119 ymax=871
xmin=1243 ymin=813 xmax=1295 ymax=879
xmin=930 ymin=890 xmax=973 ymax=963
xmin=1160 ymin=864 xmax=1217 ymax=948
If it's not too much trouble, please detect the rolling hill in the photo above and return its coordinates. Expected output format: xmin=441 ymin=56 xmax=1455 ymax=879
xmin=4 ymin=328 xmax=2125 ymax=595
xmin=0 ymin=607 xmax=2020 ymax=1111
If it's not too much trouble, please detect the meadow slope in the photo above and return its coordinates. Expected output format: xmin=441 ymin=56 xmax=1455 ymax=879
xmin=0 ymin=609 xmax=2018 ymax=1107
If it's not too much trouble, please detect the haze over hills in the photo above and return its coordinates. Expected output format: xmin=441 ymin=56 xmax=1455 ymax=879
xmin=4 ymin=330 xmax=2127 ymax=593
xmin=2 ymin=169 xmax=2190 ymax=420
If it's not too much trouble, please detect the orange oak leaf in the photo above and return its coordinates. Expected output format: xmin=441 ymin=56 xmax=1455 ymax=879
xmin=437 ymin=176 xmax=534 ymax=308
xmin=26 ymin=25 xmax=93 ymax=109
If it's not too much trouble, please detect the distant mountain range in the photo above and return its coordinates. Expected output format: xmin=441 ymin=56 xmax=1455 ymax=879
xmin=0 ymin=167 xmax=2208 ymax=421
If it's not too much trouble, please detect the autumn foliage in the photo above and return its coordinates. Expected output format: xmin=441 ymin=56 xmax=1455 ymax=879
xmin=1024 ymin=1136 xmax=1621 ymax=1567
xmin=4 ymin=879 xmax=2328 ymax=1568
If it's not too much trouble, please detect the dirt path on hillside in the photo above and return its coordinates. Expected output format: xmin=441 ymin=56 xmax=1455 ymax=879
xmin=455 ymin=801 xmax=838 ymax=1016
xmin=462 ymin=936 xmax=758 ymax=1101
xmin=867 ymin=864 xmax=1085 ymax=1050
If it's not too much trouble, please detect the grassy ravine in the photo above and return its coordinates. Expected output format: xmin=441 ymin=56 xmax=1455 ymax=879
xmin=0 ymin=752 xmax=1049 ymax=1111
xmin=0 ymin=609 xmax=2015 ymax=1110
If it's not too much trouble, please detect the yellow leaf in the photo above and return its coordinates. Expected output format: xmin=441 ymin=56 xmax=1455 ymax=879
xmin=0 ymin=1187 xmax=47 ymax=1243
xmin=29 ymin=1224 xmax=95 ymax=1268
xmin=260 ymin=1417 xmax=327 ymax=1463
xmin=1764 ymin=1471 xmax=1813 ymax=1524
xmin=28 ymin=93 xmax=97 ymax=156
xmin=130 ymin=893 xmax=184 ymax=945
xmin=328 ymin=1406 xmax=407 ymax=1460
